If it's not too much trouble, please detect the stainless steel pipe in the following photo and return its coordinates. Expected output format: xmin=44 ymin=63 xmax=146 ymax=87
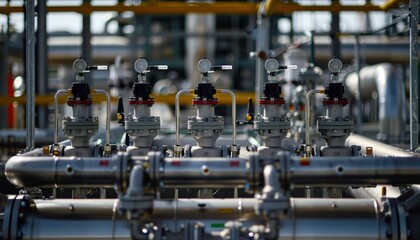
xmin=5 ymin=155 xmax=118 ymax=188
xmin=161 ymin=157 xmax=251 ymax=188
xmin=279 ymin=198 xmax=385 ymax=240
xmin=285 ymin=154 xmax=420 ymax=186
xmin=3 ymin=197 xmax=393 ymax=240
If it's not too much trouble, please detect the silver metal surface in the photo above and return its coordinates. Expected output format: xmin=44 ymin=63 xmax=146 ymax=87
xmin=175 ymin=89 xmax=193 ymax=146
xmin=95 ymin=89 xmax=111 ymax=146
xmin=345 ymin=134 xmax=420 ymax=157
xmin=162 ymin=158 xmax=250 ymax=188
xmin=305 ymin=89 xmax=323 ymax=147
xmin=286 ymin=155 xmax=420 ymax=186
xmin=25 ymin=0 xmax=35 ymax=150
xmin=5 ymin=155 xmax=118 ymax=188
xmin=279 ymin=198 xmax=384 ymax=240
xmin=54 ymin=89 xmax=70 ymax=145
xmin=345 ymin=64 xmax=406 ymax=141
xmin=220 ymin=89 xmax=237 ymax=146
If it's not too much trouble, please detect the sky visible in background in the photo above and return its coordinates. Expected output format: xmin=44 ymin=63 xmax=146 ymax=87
xmin=0 ymin=0 xmax=390 ymax=35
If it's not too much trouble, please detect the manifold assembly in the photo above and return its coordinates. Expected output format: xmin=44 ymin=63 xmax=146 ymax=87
xmin=1 ymin=57 xmax=419 ymax=240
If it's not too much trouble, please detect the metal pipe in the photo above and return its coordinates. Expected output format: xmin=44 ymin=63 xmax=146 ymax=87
xmin=25 ymin=0 xmax=35 ymax=150
xmin=93 ymin=89 xmax=111 ymax=146
xmin=0 ymin=2 xmax=386 ymax=15
xmin=254 ymin=5 xmax=269 ymax=114
xmin=305 ymin=89 xmax=324 ymax=153
xmin=4 ymin=197 xmax=390 ymax=240
xmin=220 ymin=89 xmax=237 ymax=146
xmin=161 ymin=158 xmax=251 ymax=188
xmin=4 ymin=155 xmax=118 ymax=188
xmin=285 ymin=154 xmax=420 ymax=187
xmin=345 ymin=134 xmax=420 ymax=157
xmin=54 ymin=89 xmax=70 ymax=145
xmin=36 ymin=0 xmax=48 ymax=129
xmin=345 ymin=64 xmax=406 ymax=141
xmin=279 ymin=198 xmax=384 ymax=240
xmin=175 ymin=89 xmax=193 ymax=146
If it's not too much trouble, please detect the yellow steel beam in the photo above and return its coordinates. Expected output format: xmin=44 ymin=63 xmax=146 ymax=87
xmin=0 ymin=1 xmax=389 ymax=15
xmin=0 ymin=92 xmax=255 ymax=106
xmin=380 ymin=0 xmax=408 ymax=11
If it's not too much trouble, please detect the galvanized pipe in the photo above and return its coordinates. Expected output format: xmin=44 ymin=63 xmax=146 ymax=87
xmin=54 ymin=89 xmax=70 ymax=145
xmin=25 ymin=0 xmax=35 ymax=150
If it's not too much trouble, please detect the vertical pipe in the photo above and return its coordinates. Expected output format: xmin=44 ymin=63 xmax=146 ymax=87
xmin=331 ymin=8 xmax=341 ymax=59
xmin=354 ymin=35 xmax=363 ymax=134
xmin=305 ymin=89 xmax=323 ymax=149
xmin=82 ymin=0 xmax=92 ymax=86
xmin=255 ymin=5 xmax=269 ymax=114
xmin=36 ymin=0 xmax=48 ymax=129
xmin=221 ymin=89 xmax=237 ymax=145
xmin=0 ymin=19 xmax=7 ymax=129
xmin=25 ymin=0 xmax=36 ymax=150
xmin=175 ymin=89 xmax=193 ymax=146
xmin=410 ymin=0 xmax=419 ymax=150
xmin=94 ymin=89 xmax=111 ymax=146
xmin=54 ymin=89 xmax=69 ymax=145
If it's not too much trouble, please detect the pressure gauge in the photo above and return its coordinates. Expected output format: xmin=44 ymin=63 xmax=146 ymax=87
xmin=328 ymin=59 xmax=342 ymax=74
xmin=73 ymin=59 xmax=87 ymax=73
xmin=265 ymin=58 xmax=279 ymax=72
xmin=134 ymin=59 xmax=148 ymax=73
xmin=198 ymin=59 xmax=212 ymax=73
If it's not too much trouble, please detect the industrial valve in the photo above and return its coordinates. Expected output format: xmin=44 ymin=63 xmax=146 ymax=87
xmin=317 ymin=58 xmax=356 ymax=157
xmin=254 ymin=58 xmax=296 ymax=159
xmin=183 ymin=58 xmax=237 ymax=158
xmin=53 ymin=58 xmax=110 ymax=157
xmin=124 ymin=58 xmax=168 ymax=156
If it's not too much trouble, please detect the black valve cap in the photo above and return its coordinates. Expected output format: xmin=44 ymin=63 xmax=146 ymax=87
xmin=246 ymin=98 xmax=254 ymax=122
xmin=117 ymin=97 xmax=125 ymax=124
xmin=325 ymin=82 xmax=345 ymax=100
xmin=263 ymin=82 xmax=282 ymax=99
xmin=133 ymin=82 xmax=152 ymax=100
xmin=194 ymin=83 xmax=216 ymax=100
xmin=71 ymin=82 xmax=90 ymax=100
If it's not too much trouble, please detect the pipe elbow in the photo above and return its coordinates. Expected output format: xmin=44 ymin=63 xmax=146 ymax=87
xmin=5 ymin=156 xmax=55 ymax=187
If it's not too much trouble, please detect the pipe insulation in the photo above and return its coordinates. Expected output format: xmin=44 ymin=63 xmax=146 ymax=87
xmin=345 ymin=63 xmax=406 ymax=141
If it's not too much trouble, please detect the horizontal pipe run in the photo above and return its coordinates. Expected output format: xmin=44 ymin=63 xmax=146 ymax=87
xmin=0 ymin=2 xmax=386 ymax=15
xmin=5 ymin=155 xmax=118 ymax=188
xmin=8 ymin=197 xmax=385 ymax=240
xmin=286 ymin=155 xmax=420 ymax=186
xmin=345 ymin=133 xmax=420 ymax=157
xmin=161 ymin=158 xmax=251 ymax=188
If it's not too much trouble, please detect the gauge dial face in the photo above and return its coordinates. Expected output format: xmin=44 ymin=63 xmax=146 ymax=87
xmin=198 ymin=59 xmax=212 ymax=72
xmin=328 ymin=59 xmax=342 ymax=73
xmin=265 ymin=58 xmax=279 ymax=72
xmin=134 ymin=59 xmax=148 ymax=73
xmin=73 ymin=59 xmax=87 ymax=73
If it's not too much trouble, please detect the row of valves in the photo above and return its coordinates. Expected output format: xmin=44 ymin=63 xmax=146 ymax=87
xmin=52 ymin=57 xmax=354 ymax=159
